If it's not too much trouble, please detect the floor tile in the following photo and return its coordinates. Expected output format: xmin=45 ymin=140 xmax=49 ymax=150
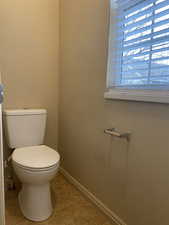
xmin=5 ymin=173 xmax=114 ymax=225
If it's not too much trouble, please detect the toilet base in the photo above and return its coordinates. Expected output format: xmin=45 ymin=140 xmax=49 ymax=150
xmin=18 ymin=182 xmax=53 ymax=221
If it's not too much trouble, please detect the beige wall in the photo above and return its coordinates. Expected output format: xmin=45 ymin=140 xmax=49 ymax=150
xmin=0 ymin=0 xmax=59 ymax=148
xmin=59 ymin=1 xmax=169 ymax=225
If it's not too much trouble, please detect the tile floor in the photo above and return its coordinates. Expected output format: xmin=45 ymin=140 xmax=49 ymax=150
xmin=5 ymin=173 xmax=115 ymax=225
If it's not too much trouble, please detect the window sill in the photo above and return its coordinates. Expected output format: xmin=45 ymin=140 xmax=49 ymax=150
xmin=104 ymin=89 xmax=169 ymax=104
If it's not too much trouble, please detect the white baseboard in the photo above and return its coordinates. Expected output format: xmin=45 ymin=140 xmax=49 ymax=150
xmin=60 ymin=167 xmax=127 ymax=225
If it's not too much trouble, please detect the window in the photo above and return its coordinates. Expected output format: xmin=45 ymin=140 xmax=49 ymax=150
xmin=105 ymin=0 xmax=169 ymax=103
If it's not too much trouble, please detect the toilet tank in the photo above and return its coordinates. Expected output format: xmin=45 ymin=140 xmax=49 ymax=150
xmin=3 ymin=109 xmax=47 ymax=149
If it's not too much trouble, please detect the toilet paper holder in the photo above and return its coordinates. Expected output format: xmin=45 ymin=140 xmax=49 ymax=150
xmin=104 ymin=128 xmax=131 ymax=141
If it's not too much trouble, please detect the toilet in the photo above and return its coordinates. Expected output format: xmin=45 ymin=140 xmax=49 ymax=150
xmin=3 ymin=109 xmax=60 ymax=222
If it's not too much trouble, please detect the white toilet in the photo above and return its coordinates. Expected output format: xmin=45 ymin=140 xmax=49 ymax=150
xmin=3 ymin=109 xmax=60 ymax=222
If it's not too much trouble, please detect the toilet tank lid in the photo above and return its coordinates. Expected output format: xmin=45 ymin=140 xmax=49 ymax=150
xmin=3 ymin=109 xmax=47 ymax=116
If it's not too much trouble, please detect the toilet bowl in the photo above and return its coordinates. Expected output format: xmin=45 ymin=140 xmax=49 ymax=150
xmin=3 ymin=109 xmax=60 ymax=221
xmin=12 ymin=145 xmax=60 ymax=221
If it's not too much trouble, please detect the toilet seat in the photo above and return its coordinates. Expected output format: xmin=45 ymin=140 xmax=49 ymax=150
xmin=12 ymin=145 xmax=60 ymax=170
xmin=12 ymin=160 xmax=59 ymax=172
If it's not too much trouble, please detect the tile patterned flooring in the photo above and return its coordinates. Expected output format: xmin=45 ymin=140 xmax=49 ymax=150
xmin=5 ymin=173 xmax=115 ymax=225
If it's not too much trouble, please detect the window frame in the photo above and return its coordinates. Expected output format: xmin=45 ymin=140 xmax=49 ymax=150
xmin=105 ymin=0 xmax=169 ymax=103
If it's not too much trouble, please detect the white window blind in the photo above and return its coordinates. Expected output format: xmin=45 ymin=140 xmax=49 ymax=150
xmin=108 ymin=0 xmax=169 ymax=89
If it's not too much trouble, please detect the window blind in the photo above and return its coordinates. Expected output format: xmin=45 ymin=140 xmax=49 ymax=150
xmin=113 ymin=0 xmax=169 ymax=88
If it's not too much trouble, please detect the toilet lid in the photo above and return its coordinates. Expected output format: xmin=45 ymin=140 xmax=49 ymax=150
xmin=12 ymin=145 xmax=60 ymax=169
